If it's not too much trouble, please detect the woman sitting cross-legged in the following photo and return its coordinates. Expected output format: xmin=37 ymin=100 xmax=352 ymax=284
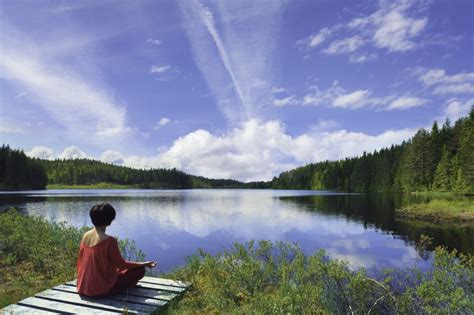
xmin=77 ymin=203 xmax=157 ymax=297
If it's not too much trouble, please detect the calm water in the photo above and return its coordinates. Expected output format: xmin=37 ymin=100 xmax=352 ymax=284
xmin=1 ymin=189 xmax=472 ymax=272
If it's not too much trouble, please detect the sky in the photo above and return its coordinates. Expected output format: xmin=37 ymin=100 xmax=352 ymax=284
xmin=1 ymin=0 xmax=473 ymax=182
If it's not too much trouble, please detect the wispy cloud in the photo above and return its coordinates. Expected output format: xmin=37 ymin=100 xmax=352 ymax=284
xmin=322 ymin=36 xmax=365 ymax=55
xmin=179 ymin=0 xmax=283 ymax=122
xmin=371 ymin=3 xmax=427 ymax=52
xmin=0 ymin=124 xmax=25 ymax=134
xmin=146 ymin=38 xmax=161 ymax=46
xmin=300 ymin=82 xmax=427 ymax=111
xmin=0 ymin=20 xmax=131 ymax=142
xmin=332 ymin=90 xmax=373 ymax=108
xmin=150 ymin=65 xmax=171 ymax=73
xmin=271 ymin=87 xmax=286 ymax=94
xmin=438 ymin=98 xmax=474 ymax=122
xmin=386 ymin=96 xmax=428 ymax=111
xmin=273 ymin=95 xmax=298 ymax=107
xmin=299 ymin=0 xmax=430 ymax=60
xmin=154 ymin=117 xmax=171 ymax=130
xmin=416 ymin=68 xmax=474 ymax=95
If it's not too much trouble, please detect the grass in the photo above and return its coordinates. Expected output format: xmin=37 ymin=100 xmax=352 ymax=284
xmin=46 ymin=182 xmax=137 ymax=189
xmin=0 ymin=209 xmax=144 ymax=308
xmin=1 ymin=209 xmax=473 ymax=313
xmin=164 ymin=240 xmax=473 ymax=314
xmin=396 ymin=199 xmax=474 ymax=225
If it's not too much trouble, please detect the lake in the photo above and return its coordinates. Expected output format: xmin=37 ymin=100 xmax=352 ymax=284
xmin=1 ymin=189 xmax=472 ymax=272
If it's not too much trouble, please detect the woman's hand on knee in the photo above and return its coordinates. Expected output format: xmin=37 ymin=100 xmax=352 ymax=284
xmin=143 ymin=261 xmax=158 ymax=268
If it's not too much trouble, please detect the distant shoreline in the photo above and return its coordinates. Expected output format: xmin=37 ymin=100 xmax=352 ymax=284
xmin=395 ymin=199 xmax=474 ymax=225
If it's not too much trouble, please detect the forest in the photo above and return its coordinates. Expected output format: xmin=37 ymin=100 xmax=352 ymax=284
xmin=39 ymin=159 xmax=258 ymax=189
xmin=0 ymin=146 xmax=261 ymax=190
xmin=271 ymin=107 xmax=474 ymax=194
xmin=0 ymin=145 xmax=47 ymax=190
xmin=1 ymin=108 xmax=472 ymax=193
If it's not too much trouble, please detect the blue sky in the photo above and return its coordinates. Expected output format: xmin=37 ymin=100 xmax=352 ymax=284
xmin=1 ymin=0 xmax=473 ymax=181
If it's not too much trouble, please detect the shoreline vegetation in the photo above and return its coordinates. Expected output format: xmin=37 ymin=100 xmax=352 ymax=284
xmin=396 ymin=199 xmax=474 ymax=225
xmin=1 ymin=209 xmax=473 ymax=313
xmin=46 ymin=183 xmax=137 ymax=189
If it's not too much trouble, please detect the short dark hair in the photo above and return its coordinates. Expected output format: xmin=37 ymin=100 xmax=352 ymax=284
xmin=89 ymin=203 xmax=116 ymax=226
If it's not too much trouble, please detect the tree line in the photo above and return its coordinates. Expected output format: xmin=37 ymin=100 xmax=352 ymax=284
xmin=271 ymin=107 xmax=474 ymax=194
xmin=2 ymin=108 xmax=472 ymax=192
xmin=0 ymin=145 xmax=268 ymax=190
xmin=0 ymin=145 xmax=48 ymax=190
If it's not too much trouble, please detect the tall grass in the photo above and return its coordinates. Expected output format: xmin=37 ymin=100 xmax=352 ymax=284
xmin=166 ymin=240 xmax=474 ymax=314
xmin=396 ymin=199 xmax=474 ymax=224
xmin=0 ymin=208 xmax=144 ymax=307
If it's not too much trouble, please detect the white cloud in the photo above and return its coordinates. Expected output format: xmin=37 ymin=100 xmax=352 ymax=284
xmin=154 ymin=117 xmax=171 ymax=129
xmin=386 ymin=97 xmax=428 ymax=111
xmin=26 ymin=146 xmax=54 ymax=160
xmin=0 ymin=24 xmax=131 ymax=141
xmin=372 ymin=7 xmax=427 ymax=52
xmin=179 ymin=0 xmax=283 ymax=122
xmin=26 ymin=121 xmax=416 ymax=181
xmin=100 ymin=150 xmax=125 ymax=164
xmin=302 ymin=81 xmax=344 ymax=106
xmin=150 ymin=65 xmax=171 ymax=73
xmin=434 ymin=83 xmax=474 ymax=95
xmin=440 ymin=98 xmax=474 ymax=122
xmin=416 ymin=68 xmax=474 ymax=95
xmin=332 ymin=90 xmax=372 ymax=108
xmin=310 ymin=120 xmax=340 ymax=132
xmin=419 ymin=68 xmax=447 ymax=86
xmin=273 ymin=95 xmax=298 ymax=107
xmin=271 ymin=87 xmax=286 ymax=94
xmin=58 ymin=146 xmax=88 ymax=159
xmin=117 ymin=119 xmax=415 ymax=181
xmin=322 ymin=36 xmax=365 ymax=55
xmin=0 ymin=123 xmax=25 ymax=134
xmin=307 ymin=27 xmax=332 ymax=48
xmin=146 ymin=38 xmax=161 ymax=46
xmin=301 ymin=82 xmax=403 ymax=110
xmin=299 ymin=0 xmax=429 ymax=58
xmin=349 ymin=53 xmax=377 ymax=63
xmin=418 ymin=68 xmax=474 ymax=87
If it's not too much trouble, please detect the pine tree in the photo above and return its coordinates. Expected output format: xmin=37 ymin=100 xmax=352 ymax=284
xmin=457 ymin=106 xmax=474 ymax=193
xmin=432 ymin=148 xmax=452 ymax=192
xmin=403 ymin=129 xmax=433 ymax=191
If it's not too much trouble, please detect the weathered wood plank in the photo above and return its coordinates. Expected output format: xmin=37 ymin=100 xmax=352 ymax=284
xmin=136 ymin=282 xmax=187 ymax=293
xmin=4 ymin=297 xmax=119 ymax=314
xmin=67 ymin=279 xmax=186 ymax=294
xmin=62 ymin=283 xmax=177 ymax=301
xmin=140 ymin=276 xmax=189 ymax=288
xmin=2 ymin=276 xmax=188 ymax=314
xmin=53 ymin=285 xmax=168 ymax=308
xmin=35 ymin=289 xmax=156 ymax=314
xmin=1 ymin=303 xmax=59 ymax=314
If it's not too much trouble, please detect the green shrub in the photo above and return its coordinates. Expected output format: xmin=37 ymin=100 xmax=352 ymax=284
xmin=167 ymin=240 xmax=474 ymax=314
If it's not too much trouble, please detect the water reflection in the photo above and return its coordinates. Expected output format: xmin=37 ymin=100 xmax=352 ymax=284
xmin=1 ymin=190 xmax=471 ymax=272
xmin=280 ymin=194 xmax=474 ymax=255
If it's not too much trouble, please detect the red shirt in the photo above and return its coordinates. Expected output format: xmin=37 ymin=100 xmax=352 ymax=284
xmin=77 ymin=237 xmax=142 ymax=296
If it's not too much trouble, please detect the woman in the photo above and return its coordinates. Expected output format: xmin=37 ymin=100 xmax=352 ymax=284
xmin=77 ymin=203 xmax=157 ymax=297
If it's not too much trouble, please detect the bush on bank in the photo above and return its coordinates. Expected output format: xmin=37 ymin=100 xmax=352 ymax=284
xmin=166 ymin=240 xmax=473 ymax=314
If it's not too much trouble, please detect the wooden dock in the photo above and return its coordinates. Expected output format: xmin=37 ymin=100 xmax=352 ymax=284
xmin=1 ymin=276 xmax=189 ymax=314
